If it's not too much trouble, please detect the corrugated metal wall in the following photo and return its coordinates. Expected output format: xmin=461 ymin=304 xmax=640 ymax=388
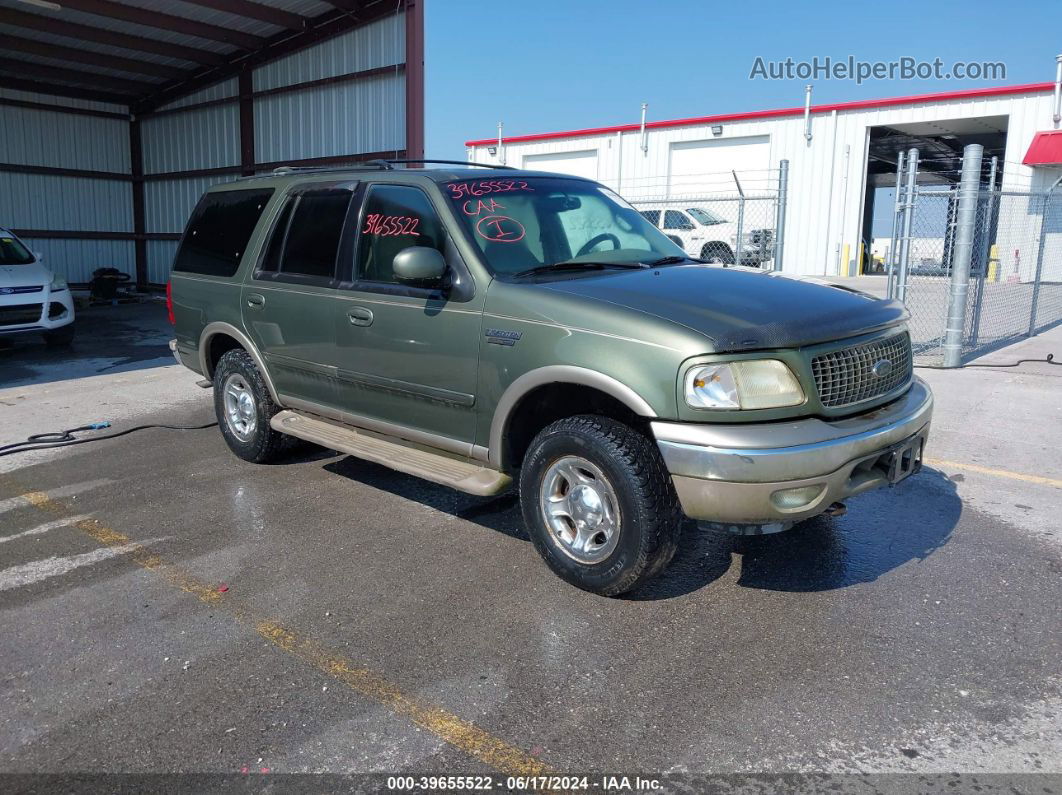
xmin=469 ymin=91 xmax=1058 ymax=277
xmin=253 ymin=18 xmax=406 ymax=164
xmin=1 ymin=10 xmax=409 ymax=287
xmin=0 ymin=90 xmax=134 ymax=283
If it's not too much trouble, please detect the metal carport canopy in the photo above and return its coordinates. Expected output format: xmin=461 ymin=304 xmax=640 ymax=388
xmin=0 ymin=0 xmax=421 ymax=121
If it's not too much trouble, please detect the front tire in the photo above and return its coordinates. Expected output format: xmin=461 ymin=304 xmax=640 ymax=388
xmin=213 ymin=349 xmax=286 ymax=463
xmin=519 ymin=415 xmax=682 ymax=596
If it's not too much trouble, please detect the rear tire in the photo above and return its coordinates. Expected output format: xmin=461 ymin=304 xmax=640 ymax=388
xmin=519 ymin=415 xmax=682 ymax=596
xmin=43 ymin=325 xmax=74 ymax=347
xmin=213 ymin=348 xmax=286 ymax=463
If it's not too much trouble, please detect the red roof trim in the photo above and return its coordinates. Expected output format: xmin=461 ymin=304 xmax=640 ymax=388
xmin=465 ymin=82 xmax=1055 ymax=147
xmin=1023 ymin=130 xmax=1062 ymax=166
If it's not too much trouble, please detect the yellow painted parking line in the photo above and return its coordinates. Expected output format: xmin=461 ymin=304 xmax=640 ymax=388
xmin=926 ymin=458 xmax=1062 ymax=489
xmin=5 ymin=483 xmax=553 ymax=777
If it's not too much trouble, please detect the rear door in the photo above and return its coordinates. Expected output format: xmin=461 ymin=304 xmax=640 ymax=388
xmin=242 ymin=182 xmax=356 ymax=410
xmin=330 ymin=181 xmax=483 ymax=448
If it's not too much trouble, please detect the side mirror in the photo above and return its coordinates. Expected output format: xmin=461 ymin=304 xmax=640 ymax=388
xmin=393 ymin=246 xmax=446 ymax=283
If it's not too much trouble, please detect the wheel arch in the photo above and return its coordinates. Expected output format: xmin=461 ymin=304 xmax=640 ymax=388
xmin=198 ymin=322 xmax=281 ymax=404
xmin=488 ymin=366 xmax=657 ymax=470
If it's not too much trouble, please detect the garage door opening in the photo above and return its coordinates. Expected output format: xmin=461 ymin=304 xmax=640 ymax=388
xmin=862 ymin=116 xmax=1009 ymax=274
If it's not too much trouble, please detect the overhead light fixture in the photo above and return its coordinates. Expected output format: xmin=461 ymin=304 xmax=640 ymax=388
xmin=17 ymin=0 xmax=62 ymax=10
xmin=711 ymin=124 xmax=723 ymax=135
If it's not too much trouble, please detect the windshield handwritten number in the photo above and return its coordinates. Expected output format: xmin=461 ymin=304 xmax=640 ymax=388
xmin=362 ymin=214 xmax=420 ymax=236
xmin=476 ymin=215 xmax=525 ymax=243
xmin=446 ymin=180 xmax=534 ymax=199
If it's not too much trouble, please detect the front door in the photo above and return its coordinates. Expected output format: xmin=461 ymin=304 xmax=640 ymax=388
xmin=332 ymin=183 xmax=482 ymax=447
xmin=242 ymin=184 xmax=356 ymax=410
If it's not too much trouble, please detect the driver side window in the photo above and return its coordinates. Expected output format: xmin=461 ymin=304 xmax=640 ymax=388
xmin=355 ymin=185 xmax=446 ymax=285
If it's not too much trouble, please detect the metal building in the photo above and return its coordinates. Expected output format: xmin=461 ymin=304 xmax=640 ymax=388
xmin=465 ymin=78 xmax=1062 ymax=280
xmin=0 ymin=0 xmax=423 ymax=287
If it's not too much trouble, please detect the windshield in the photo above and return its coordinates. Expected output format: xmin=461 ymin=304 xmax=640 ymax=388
xmin=443 ymin=177 xmax=686 ymax=276
xmin=687 ymin=207 xmax=726 ymax=226
xmin=0 ymin=233 xmax=35 ymax=265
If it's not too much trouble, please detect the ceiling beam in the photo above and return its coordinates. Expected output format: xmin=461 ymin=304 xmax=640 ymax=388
xmin=179 ymin=0 xmax=309 ymax=31
xmin=0 ymin=8 xmax=227 ymax=65
xmin=0 ymin=76 xmax=134 ymax=107
xmin=0 ymin=34 xmax=186 ymax=80
xmin=0 ymin=57 xmax=157 ymax=95
xmin=136 ymin=1 xmax=400 ymax=113
xmin=55 ymin=0 xmax=265 ymax=49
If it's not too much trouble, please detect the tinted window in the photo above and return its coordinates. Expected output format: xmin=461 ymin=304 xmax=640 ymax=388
xmin=173 ymin=188 xmax=273 ymax=277
xmin=638 ymin=209 xmax=661 ymax=225
xmin=258 ymin=197 xmax=295 ymax=274
xmin=663 ymin=210 xmax=693 ymax=230
xmin=355 ymin=185 xmax=446 ymax=284
xmin=280 ymin=191 xmax=351 ymax=279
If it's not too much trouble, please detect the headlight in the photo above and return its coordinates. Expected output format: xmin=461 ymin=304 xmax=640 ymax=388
xmin=684 ymin=360 xmax=805 ymax=410
xmin=49 ymin=274 xmax=67 ymax=292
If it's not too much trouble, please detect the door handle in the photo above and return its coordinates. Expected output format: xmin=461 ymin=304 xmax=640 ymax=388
xmin=246 ymin=293 xmax=265 ymax=309
xmin=348 ymin=307 xmax=373 ymax=326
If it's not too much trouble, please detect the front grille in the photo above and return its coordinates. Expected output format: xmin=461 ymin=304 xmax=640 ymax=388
xmin=0 ymin=285 xmax=44 ymax=295
xmin=0 ymin=303 xmax=43 ymax=327
xmin=811 ymin=331 xmax=913 ymax=408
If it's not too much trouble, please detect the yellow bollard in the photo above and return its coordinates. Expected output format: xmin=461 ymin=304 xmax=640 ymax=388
xmin=841 ymin=243 xmax=850 ymax=277
xmin=988 ymin=244 xmax=999 ymax=282
xmin=856 ymin=241 xmax=865 ymax=276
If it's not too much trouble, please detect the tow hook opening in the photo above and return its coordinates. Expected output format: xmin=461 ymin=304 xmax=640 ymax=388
xmin=823 ymin=501 xmax=847 ymax=517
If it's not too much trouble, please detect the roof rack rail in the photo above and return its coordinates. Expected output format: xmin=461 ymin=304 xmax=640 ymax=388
xmin=271 ymin=160 xmax=393 ymax=176
xmin=268 ymin=158 xmax=510 ymax=177
xmin=385 ymin=159 xmax=515 ymax=170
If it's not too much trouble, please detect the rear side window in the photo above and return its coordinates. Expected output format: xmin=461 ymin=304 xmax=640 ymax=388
xmin=173 ymin=188 xmax=274 ymax=277
xmin=258 ymin=189 xmax=352 ymax=281
xmin=638 ymin=209 xmax=661 ymax=225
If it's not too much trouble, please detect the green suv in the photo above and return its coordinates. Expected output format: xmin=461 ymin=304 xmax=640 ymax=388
xmin=169 ymin=161 xmax=932 ymax=596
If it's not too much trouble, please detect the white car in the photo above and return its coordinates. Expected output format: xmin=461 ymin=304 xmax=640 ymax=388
xmin=636 ymin=206 xmax=774 ymax=266
xmin=0 ymin=228 xmax=75 ymax=346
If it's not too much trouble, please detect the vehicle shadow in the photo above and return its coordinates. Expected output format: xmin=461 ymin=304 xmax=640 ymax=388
xmin=317 ymin=451 xmax=960 ymax=600
xmin=627 ymin=467 xmax=960 ymax=600
xmin=321 ymin=454 xmax=529 ymax=542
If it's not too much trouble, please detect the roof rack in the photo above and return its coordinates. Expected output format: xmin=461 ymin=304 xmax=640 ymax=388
xmin=385 ymin=159 xmax=515 ymax=170
xmin=269 ymin=158 xmax=512 ymax=177
xmin=272 ymin=160 xmax=393 ymax=175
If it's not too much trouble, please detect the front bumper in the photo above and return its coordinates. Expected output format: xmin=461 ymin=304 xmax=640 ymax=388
xmin=652 ymin=378 xmax=933 ymax=529
xmin=0 ymin=287 xmax=75 ymax=335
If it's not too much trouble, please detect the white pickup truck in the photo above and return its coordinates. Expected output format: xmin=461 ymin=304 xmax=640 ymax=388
xmin=636 ymin=205 xmax=774 ymax=266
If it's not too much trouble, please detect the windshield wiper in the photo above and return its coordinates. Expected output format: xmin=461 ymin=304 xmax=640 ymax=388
xmin=512 ymin=260 xmax=648 ymax=278
xmin=643 ymin=255 xmax=703 ymax=266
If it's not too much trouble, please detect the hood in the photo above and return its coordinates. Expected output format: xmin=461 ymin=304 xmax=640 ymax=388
xmin=541 ymin=264 xmax=908 ymax=352
xmin=0 ymin=262 xmax=51 ymax=288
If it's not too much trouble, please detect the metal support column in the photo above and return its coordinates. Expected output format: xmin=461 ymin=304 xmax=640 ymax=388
xmin=896 ymin=148 xmax=919 ymax=304
xmin=941 ymin=144 xmax=983 ymax=368
xmin=886 ymin=151 xmax=905 ymax=298
xmin=773 ymin=159 xmax=788 ymax=271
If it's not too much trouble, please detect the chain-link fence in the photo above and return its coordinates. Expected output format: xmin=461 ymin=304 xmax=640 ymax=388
xmin=888 ymin=146 xmax=1062 ymax=365
xmin=619 ymin=164 xmax=788 ymax=269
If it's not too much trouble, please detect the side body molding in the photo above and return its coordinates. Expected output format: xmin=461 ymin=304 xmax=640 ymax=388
xmin=488 ymin=365 xmax=658 ymax=469
xmin=198 ymin=321 xmax=282 ymax=405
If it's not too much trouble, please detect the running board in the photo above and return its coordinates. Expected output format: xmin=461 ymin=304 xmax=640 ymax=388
xmin=270 ymin=410 xmax=511 ymax=497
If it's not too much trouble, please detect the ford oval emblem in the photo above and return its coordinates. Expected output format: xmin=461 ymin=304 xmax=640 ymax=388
xmin=871 ymin=359 xmax=893 ymax=378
